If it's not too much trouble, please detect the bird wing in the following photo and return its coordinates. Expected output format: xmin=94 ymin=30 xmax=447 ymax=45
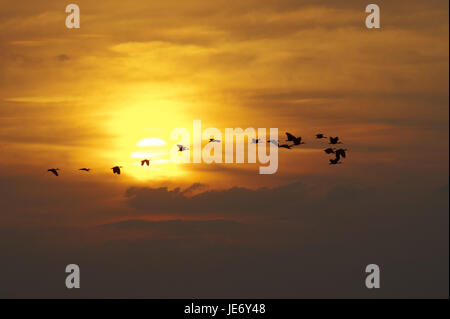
xmin=286 ymin=132 xmax=295 ymax=140
xmin=335 ymin=149 xmax=346 ymax=158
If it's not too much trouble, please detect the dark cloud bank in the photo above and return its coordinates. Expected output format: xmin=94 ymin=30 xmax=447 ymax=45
xmin=0 ymin=177 xmax=448 ymax=298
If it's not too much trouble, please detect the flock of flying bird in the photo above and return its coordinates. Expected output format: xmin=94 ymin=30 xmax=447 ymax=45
xmin=263 ymin=132 xmax=347 ymax=165
xmin=46 ymin=132 xmax=347 ymax=176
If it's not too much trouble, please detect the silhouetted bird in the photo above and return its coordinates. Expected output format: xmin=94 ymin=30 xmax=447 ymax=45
xmin=111 ymin=166 xmax=122 ymax=175
xmin=292 ymin=136 xmax=305 ymax=145
xmin=316 ymin=133 xmax=327 ymax=139
xmin=329 ymin=136 xmax=342 ymax=145
xmin=268 ymin=139 xmax=279 ymax=146
xmin=329 ymin=157 xmax=341 ymax=165
xmin=48 ymin=168 xmax=60 ymax=176
xmin=177 ymin=144 xmax=189 ymax=152
xmin=324 ymin=148 xmax=335 ymax=154
xmin=209 ymin=138 xmax=221 ymax=143
xmin=286 ymin=132 xmax=305 ymax=145
xmin=285 ymin=132 xmax=296 ymax=142
xmin=251 ymin=138 xmax=262 ymax=144
xmin=141 ymin=159 xmax=150 ymax=166
xmin=335 ymin=149 xmax=347 ymax=159
xmin=279 ymin=144 xmax=292 ymax=149
xmin=79 ymin=168 xmax=91 ymax=172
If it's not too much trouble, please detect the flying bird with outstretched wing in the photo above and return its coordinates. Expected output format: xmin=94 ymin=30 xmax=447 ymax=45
xmin=111 ymin=166 xmax=122 ymax=175
xmin=329 ymin=157 xmax=341 ymax=165
xmin=285 ymin=132 xmax=305 ymax=145
xmin=251 ymin=138 xmax=262 ymax=144
xmin=177 ymin=144 xmax=189 ymax=152
xmin=335 ymin=149 xmax=347 ymax=159
xmin=48 ymin=168 xmax=60 ymax=176
xmin=285 ymin=132 xmax=296 ymax=142
xmin=329 ymin=136 xmax=342 ymax=145
xmin=141 ymin=159 xmax=150 ymax=166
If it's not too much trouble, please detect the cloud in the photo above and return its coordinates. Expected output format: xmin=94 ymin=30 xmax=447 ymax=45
xmin=125 ymin=181 xmax=309 ymax=217
xmin=0 ymin=173 xmax=447 ymax=298
xmin=0 ymin=179 xmax=448 ymax=298
xmin=124 ymin=179 xmax=449 ymax=229
xmin=181 ymin=182 xmax=207 ymax=195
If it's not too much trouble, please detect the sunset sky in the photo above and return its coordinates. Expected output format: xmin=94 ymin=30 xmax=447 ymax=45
xmin=0 ymin=0 xmax=448 ymax=298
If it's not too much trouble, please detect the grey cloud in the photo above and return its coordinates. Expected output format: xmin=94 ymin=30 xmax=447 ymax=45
xmin=124 ymin=179 xmax=449 ymax=228
xmin=125 ymin=181 xmax=309 ymax=217
xmin=0 ymin=176 xmax=447 ymax=298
